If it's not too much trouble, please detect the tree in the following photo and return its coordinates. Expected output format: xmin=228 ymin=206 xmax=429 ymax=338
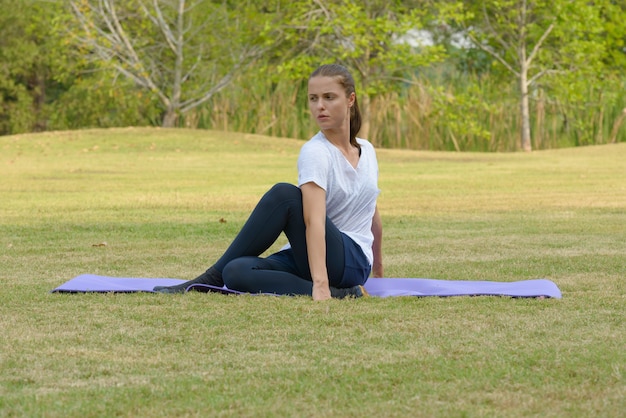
xmin=0 ymin=4 xmax=37 ymax=135
xmin=0 ymin=0 xmax=74 ymax=134
xmin=69 ymin=0 xmax=272 ymax=127
xmin=598 ymin=0 xmax=626 ymax=70
xmin=274 ymin=0 xmax=448 ymax=140
xmin=599 ymin=0 xmax=626 ymax=144
xmin=457 ymin=0 xmax=607 ymax=151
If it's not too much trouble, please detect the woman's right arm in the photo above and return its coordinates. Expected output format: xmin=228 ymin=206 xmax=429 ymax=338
xmin=370 ymin=205 xmax=383 ymax=278
xmin=301 ymin=182 xmax=331 ymax=301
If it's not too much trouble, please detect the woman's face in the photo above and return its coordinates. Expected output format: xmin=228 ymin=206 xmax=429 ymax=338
xmin=307 ymin=76 xmax=355 ymax=131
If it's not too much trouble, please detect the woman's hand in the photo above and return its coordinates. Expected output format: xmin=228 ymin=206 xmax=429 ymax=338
xmin=371 ymin=263 xmax=384 ymax=278
xmin=312 ymin=282 xmax=331 ymax=301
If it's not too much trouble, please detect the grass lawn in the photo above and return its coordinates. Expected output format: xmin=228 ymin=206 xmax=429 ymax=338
xmin=0 ymin=128 xmax=624 ymax=417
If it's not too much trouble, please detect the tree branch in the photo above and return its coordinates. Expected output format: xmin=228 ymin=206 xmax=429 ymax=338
xmin=528 ymin=68 xmax=560 ymax=85
xmin=481 ymin=2 xmax=512 ymax=52
xmin=70 ymin=0 xmax=169 ymax=105
xmin=140 ymin=0 xmax=179 ymax=54
xmin=526 ymin=21 xmax=555 ymax=67
xmin=179 ymin=45 xmax=264 ymax=112
xmin=466 ymin=31 xmax=520 ymax=77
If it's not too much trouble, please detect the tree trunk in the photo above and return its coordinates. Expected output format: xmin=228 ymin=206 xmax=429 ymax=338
xmin=33 ymin=71 xmax=47 ymax=131
xmin=518 ymin=0 xmax=532 ymax=152
xmin=169 ymin=0 xmax=184 ymax=128
xmin=162 ymin=109 xmax=178 ymax=128
xmin=609 ymin=108 xmax=626 ymax=143
xmin=519 ymin=42 xmax=532 ymax=152
xmin=520 ymin=75 xmax=532 ymax=152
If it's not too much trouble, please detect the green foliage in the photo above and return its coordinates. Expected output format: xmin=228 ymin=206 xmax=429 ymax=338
xmin=0 ymin=80 xmax=36 ymax=134
xmin=0 ymin=0 xmax=57 ymax=134
xmin=195 ymin=72 xmax=315 ymax=140
xmin=533 ymin=0 xmax=624 ymax=146
xmin=445 ymin=0 xmax=625 ymax=150
xmin=275 ymin=0 xmax=448 ymax=94
xmin=599 ymin=0 xmax=626 ymax=69
xmin=197 ymin=64 xmax=625 ymax=151
xmin=67 ymin=0 xmax=274 ymax=126
xmin=1 ymin=0 xmax=625 ymax=149
xmin=48 ymin=75 xmax=162 ymax=130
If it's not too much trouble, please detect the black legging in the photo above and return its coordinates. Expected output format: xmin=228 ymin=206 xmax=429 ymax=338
xmin=213 ymin=183 xmax=346 ymax=295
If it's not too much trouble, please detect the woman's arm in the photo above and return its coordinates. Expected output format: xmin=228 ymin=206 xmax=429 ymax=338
xmin=371 ymin=206 xmax=383 ymax=278
xmin=301 ymin=182 xmax=331 ymax=301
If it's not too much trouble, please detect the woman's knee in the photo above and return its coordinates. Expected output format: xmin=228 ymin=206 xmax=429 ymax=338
xmin=223 ymin=257 xmax=263 ymax=289
xmin=223 ymin=258 xmax=248 ymax=287
xmin=267 ymin=183 xmax=301 ymax=201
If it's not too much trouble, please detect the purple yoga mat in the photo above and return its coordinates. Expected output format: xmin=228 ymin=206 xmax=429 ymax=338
xmin=51 ymin=274 xmax=562 ymax=298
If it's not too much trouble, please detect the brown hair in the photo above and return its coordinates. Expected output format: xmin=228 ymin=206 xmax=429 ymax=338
xmin=309 ymin=64 xmax=362 ymax=149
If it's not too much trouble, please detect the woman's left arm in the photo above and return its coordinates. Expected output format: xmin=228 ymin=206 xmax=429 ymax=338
xmin=371 ymin=206 xmax=383 ymax=277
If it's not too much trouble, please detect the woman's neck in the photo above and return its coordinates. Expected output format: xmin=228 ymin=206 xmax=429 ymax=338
xmin=321 ymin=126 xmax=352 ymax=151
xmin=321 ymin=128 xmax=360 ymax=168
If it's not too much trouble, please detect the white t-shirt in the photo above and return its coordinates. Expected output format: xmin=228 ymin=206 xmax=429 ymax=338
xmin=297 ymin=131 xmax=380 ymax=265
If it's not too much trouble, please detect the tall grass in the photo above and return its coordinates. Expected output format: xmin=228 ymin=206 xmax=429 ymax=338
xmin=191 ymin=70 xmax=626 ymax=151
xmin=187 ymin=77 xmax=317 ymax=141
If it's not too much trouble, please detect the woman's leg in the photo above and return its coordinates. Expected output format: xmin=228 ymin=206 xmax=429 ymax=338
xmin=212 ymin=183 xmax=344 ymax=280
xmin=223 ymin=254 xmax=368 ymax=298
xmin=222 ymin=256 xmax=313 ymax=295
xmin=154 ymin=183 xmax=346 ymax=292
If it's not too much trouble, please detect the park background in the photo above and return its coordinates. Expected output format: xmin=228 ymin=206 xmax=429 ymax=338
xmin=1 ymin=0 xmax=625 ymax=151
xmin=1 ymin=1 xmax=625 ymax=417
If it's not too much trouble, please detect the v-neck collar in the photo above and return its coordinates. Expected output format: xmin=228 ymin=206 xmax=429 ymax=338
xmin=321 ymin=132 xmax=360 ymax=170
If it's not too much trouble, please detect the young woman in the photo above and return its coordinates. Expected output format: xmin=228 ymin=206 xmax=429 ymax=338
xmin=154 ymin=64 xmax=383 ymax=300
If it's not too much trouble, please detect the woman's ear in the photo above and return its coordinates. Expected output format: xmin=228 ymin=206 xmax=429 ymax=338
xmin=348 ymin=92 xmax=356 ymax=108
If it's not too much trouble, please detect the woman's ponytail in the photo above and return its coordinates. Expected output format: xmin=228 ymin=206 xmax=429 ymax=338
xmin=349 ymin=95 xmax=362 ymax=149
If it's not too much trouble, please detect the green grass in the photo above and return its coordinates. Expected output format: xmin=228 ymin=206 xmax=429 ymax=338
xmin=1 ymin=128 xmax=624 ymax=417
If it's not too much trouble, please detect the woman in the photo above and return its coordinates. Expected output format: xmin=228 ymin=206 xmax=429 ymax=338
xmin=154 ymin=64 xmax=383 ymax=300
